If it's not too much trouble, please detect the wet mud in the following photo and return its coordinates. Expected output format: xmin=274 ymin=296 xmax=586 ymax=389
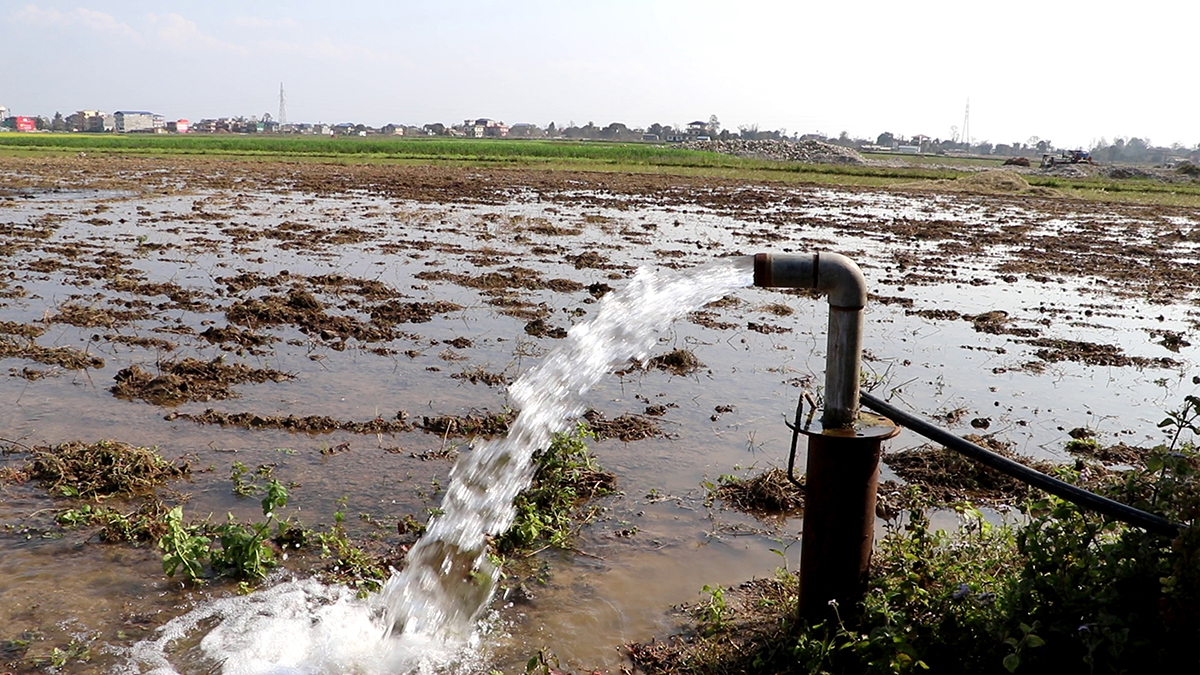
xmin=1 ymin=155 xmax=1198 ymax=672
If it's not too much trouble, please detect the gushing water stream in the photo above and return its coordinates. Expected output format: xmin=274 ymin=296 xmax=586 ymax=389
xmin=127 ymin=256 xmax=755 ymax=674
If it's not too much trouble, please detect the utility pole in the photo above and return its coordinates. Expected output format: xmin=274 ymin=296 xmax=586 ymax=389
xmin=961 ymin=98 xmax=970 ymax=149
xmin=279 ymin=83 xmax=287 ymax=126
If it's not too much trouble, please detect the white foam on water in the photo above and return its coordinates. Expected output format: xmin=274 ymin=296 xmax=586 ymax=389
xmin=123 ymin=578 xmax=486 ymax=675
xmin=123 ymin=256 xmax=755 ymax=674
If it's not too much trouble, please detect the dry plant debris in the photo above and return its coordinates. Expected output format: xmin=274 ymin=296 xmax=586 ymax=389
xmin=25 ymin=440 xmax=189 ymax=498
xmin=883 ymin=436 xmax=1060 ymax=504
xmin=714 ymin=467 xmax=804 ymax=512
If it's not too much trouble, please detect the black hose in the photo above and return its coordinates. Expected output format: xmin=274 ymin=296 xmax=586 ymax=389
xmin=860 ymin=392 xmax=1182 ymax=538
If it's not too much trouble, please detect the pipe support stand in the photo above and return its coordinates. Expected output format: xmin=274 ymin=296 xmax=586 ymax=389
xmin=797 ymin=413 xmax=899 ymax=624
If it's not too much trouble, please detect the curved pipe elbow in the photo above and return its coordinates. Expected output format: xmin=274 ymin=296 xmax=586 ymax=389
xmin=753 ymin=252 xmax=866 ymax=309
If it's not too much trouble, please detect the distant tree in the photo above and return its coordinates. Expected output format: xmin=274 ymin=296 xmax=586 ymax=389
xmin=1036 ymin=139 xmax=1051 ymax=153
xmin=423 ymin=123 xmax=446 ymax=135
xmin=35 ymin=116 xmax=49 ymax=131
xmin=707 ymin=115 xmax=720 ymax=135
xmin=974 ymin=141 xmax=993 ymax=155
xmin=739 ymin=123 xmax=759 ymax=140
xmin=648 ymin=122 xmax=663 ymax=137
xmin=599 ymin=122 xmax=629 ymax=140
xmin=718 ymin=129 xmax=732 ymax=141
xmin=546 ymin=121 xmax=556 ymax=136
xmin=838 ymin=131 xmax=851 ymax=145
xmin=51 ymin=112 xmax=66 ymax=132
xmin=876 ymin=131 xmax=894 ymax=147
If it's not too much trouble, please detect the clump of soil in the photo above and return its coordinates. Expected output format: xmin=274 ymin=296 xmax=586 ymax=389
xmin=908 ymin=308 xmax=962 ymax=321
xmin=199 ymin=324 xmax=277 ymax=349
xmin=0 ymin=336 xmax=105 ymax=370
xmin=1026 ymin=337 xmax=1180 ymax=368
xmin=104 ymin=334 xmax=177 ymax=352
xmin=959 ymin=310 xmax=1040 ymax=337
xmin=714 ymin=467 xmax=804 ymax=512
xmin=884 ymin=437 xmax=1057 ymax=504
xmin=747 ymin=321 xmax=792 ymax=334
xmin=645 ymin=348 xmax=704 ymax=375
xmin=451 ymin=367 xmax=509 ymax=386
xmin=689 ymin=310 xmax=737 ymax=330
xmin=524 ymin=318 xmax=567 ymax=338
xmin=228 ymin=289 xmax=394 ymax=342
xmin=1148 ymin=329 xmax=1191 ymax=353
xmin=370 ymin=300 xmax=463 ymax=326
xmin=0 ymin=321 xmax=45 ymax=339
xmin=24 ymin=440 xmax=189 ymax=498
xmin=415 ymin=266 xmax=545 ymax=292
xmin=583 ymin=410 xmax=668 ymax=442
xmin=167 ymin=409 xmax=414 ymax=434
xmin=759 ymin=303 xmax=794 ymax=317
xmin=1064 ymin=439 xmax=1150 ymax=466
xmin=419 ymin=411 xmax=512 ymax=437
xmin=567 ymin=250 xmax=610 ymax=269
xmin=48 ymin=302 xmax=146 ymax=329
xmin=526 ymin=223 xmax=582 ymax=237
xmin=586 ymin=282 xmax=612 ymax=298
xmin=111 ymin=358 xmax=293 ymax=405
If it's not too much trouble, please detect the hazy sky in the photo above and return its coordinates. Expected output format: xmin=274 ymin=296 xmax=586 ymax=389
xmin=3 ymin=0 xmax=1196 ymax=149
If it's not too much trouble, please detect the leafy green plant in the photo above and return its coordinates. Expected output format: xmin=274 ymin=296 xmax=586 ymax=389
xmin=495 ymin=424 xmax=616 ymax=554
xmin=159 ymin=479 xmax=291 ymax=583
xmin=699 ymin=584 xmax=729 ymax=634
xmin=159 ymin=505 xmax=210 ymax=581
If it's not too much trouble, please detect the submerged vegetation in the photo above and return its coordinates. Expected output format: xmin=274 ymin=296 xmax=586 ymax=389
xmin=630 ymin=397 xmax=1200 ymax=674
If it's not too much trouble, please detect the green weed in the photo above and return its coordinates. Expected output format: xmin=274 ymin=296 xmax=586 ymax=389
xmin=158 ymin=478 xmax=290 ymax=583
xmin=495 ymin=424 xmax=616 ymax=554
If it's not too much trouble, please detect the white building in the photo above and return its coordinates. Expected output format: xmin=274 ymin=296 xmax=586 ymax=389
xmin=114 ymin=111 xmax=165 ymax=133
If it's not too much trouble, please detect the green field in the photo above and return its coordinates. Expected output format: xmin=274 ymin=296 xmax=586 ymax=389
xmin=2 ymin=133 xmax=1198 ymax=206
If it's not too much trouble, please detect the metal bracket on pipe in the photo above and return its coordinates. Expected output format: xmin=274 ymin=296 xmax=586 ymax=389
xmin=784 ymin=391 xmax=818 ymax=488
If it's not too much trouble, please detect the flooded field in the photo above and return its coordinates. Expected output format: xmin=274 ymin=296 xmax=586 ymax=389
xmin=1 ymin=157 xmax=1198 ymax=673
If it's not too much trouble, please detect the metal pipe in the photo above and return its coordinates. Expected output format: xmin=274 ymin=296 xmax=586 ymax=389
xmin=753 ymin=252 xmax=866 ymax=428
xmin=754 ymin=252 xmax=894 ymax=624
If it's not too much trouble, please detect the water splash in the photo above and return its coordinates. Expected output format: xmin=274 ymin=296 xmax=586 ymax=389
xmin=380 ymin=255 xmax=755 ymax=640
xmin=124 ymin=255 xmax=754 ymax=674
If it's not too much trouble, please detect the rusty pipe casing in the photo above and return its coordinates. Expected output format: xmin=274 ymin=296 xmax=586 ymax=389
xmin=753 ymin=252 xmax=866 ymax=428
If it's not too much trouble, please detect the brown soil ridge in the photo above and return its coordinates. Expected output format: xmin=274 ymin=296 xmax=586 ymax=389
xmin=167 ymin=408 xmax=415 ymax=434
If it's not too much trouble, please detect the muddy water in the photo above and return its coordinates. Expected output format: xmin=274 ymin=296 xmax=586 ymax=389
xmin=1 ymin=167 xmax=1198 ymax=672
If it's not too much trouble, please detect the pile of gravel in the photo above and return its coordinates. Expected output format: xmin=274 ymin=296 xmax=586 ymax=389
xmin=674 ymin=139 xmax=867 ymax=165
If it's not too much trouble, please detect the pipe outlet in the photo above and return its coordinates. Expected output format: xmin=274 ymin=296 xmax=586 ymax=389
xmin=753 ymin=252 xmax=866 ymax=308
xmin=752 ymin=252 xmax=867 ymax=428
